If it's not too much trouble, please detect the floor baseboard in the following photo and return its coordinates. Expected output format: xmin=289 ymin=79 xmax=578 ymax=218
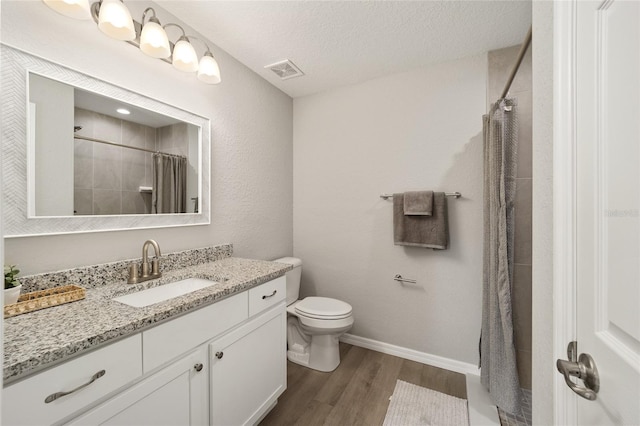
xmin=340 ymin=333 xmax=479 ymax=376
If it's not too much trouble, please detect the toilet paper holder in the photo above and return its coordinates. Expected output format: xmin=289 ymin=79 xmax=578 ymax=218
xmin=393 ymin=274 xmax=417 ymax=284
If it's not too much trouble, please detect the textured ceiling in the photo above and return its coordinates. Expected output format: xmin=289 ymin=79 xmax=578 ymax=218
xmin=158 ymin=1 xmax=532 ymax=98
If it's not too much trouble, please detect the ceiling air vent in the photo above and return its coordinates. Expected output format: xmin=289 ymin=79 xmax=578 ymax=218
xmin=264 ymin=59 xmax=305 ymax=80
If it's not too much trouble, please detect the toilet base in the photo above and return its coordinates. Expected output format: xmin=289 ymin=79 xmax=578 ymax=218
xmin=287 ymin=334 xmax=340 ymax=372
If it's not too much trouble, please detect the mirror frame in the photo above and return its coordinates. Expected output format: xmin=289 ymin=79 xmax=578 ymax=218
xmin=1 ymin=45 xmax=211 ymax=237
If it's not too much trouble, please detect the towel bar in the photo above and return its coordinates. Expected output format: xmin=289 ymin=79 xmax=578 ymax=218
xmin=380 ymin=192 xmax=461 ymax=200
xmin=393 ymin=274 xmax=417 ymax=284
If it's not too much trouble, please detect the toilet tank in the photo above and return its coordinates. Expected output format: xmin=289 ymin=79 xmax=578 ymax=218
xmin=273 ymin=257 xmax=302 ymax=305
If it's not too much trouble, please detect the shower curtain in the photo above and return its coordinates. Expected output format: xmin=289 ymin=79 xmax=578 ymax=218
xmin=152 ymin=153 xmax=187 ymax=214
xmin=480 ymin=98 xmax=522 ymax=414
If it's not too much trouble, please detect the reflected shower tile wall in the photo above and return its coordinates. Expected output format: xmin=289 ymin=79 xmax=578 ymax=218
xmin=122 ymin=190 xmax=149 ymax=214
xmin=157 ymin=122 xmax=189 ymax=157
xmin=122 ymin=120 xmax=146 ymax=148
xmin=73 ymin=139 xmax=93 ymax=190
xmin=93 ymin=189 xmax=121 ymax=215
xmin=73 ymin=108 xmax=157 ymax=215
xmin=145 ymin=127 xmax=157 ymax=188
xmin=122 ymin=149 xmax=146 ymax=192
xmin=93 ymin=143 xmax=122 ymax=191
xmin=73 ymin=189 xmax=92 ymax=215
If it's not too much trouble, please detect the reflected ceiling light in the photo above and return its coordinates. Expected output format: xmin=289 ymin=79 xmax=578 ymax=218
xmin=116 ymin=108 xmax=131 ymax=115
xmin=42 ymin=0 xmax=91 ymax=20
xmin=139 ymin=8 xmax=170 ymax=59
xmin=41 ymin=0 xmax=222 ymax=85
xmin=97 ymin=0 xmax=136 ymax=41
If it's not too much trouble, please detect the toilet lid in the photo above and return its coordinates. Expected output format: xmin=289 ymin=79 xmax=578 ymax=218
xmin=295 ymin=297 xmax=353 ymax=319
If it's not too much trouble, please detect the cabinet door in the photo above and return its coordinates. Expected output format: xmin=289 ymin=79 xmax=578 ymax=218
xmin=67 ymin=346 xmax=208 ymax=426
xmin=210 ymin=303 xmax=286 ymax=426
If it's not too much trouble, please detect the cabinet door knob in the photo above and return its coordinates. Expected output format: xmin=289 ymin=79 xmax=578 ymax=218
xmin=215 ymin=351 xmax=224 ymax=359
xmin=194 ymin=363 xmax=203 ymax=372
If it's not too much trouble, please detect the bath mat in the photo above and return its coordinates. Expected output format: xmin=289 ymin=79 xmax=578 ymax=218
xmin=383 ymin=380 xmax=469 ymax=426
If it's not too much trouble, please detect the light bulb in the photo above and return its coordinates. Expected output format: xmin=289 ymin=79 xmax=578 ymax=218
xmin=97 ymin=0 xmax=136 ymax=41
xmin=42 ymin=0 xmax=91 ymax=20
xmin=140 ymin=20 xmax=171 ymax=58
xmin=172 ymin=37 xmax=199 ymax=72
xmin=197 ymin=53 xmax=221 ymax=84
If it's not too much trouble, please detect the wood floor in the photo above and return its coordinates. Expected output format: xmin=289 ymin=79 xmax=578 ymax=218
xmin=260 ymin=343 xmax=467 ymax=426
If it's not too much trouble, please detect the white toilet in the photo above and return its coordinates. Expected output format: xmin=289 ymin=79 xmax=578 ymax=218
xmin=274 ymin=257 xmax=354 ymax=372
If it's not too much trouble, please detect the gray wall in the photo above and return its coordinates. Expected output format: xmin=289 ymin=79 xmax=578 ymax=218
xmin=1 ymin=0 xmax=293 ymax=275
xmin=487 ymin=45 xmax=533 ymax=390
xmin=293 ymin=54 xmax=487 ymax=366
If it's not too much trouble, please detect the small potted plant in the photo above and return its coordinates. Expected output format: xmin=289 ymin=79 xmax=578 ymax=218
xmin=4 ymin=265 xmax=22 ymax=305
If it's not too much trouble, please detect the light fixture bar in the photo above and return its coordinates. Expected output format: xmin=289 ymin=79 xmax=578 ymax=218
xmin=56 ymin=1 xmax=223 ymax=84
xmin=90 ymin=2 xmax=172 ymax=65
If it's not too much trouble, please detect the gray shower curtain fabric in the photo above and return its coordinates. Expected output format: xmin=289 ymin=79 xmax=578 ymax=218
xmin=480 ymin=98 xmax=522 ymax=414
xmin=152 ymin=153 xmax=187 ymax=214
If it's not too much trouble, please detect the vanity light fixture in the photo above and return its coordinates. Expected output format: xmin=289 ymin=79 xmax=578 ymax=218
xmin=165 ymin=24 xmax=199 ymax=72
xmin=41 ymin=0 xmax=221 ymax=84
xmin=139 ymin=8 xmax=170 ymax=59
xmin=188 ymin=36 xmax=222 ymax=84
xmin=96 ymin=0 xmax=136 ymax=41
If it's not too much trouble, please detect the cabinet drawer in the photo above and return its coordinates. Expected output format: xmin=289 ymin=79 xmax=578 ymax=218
xmin=143 ymin=291 xmax=248 ymax=373
xmin=248 ymin=276 xmax=286 ymax=317
xmin=3 ymin=334 xmax=142 ymax=426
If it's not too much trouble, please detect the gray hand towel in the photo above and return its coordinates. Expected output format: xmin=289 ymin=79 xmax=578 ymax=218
xmin=403 ymin=191 xmax=433 ymax=216
xmin=393 ymin=192 xmax=449 ymax=249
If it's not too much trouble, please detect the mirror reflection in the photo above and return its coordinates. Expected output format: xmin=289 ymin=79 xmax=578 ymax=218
xmin=29 ymin=73 xmax=200 ymax=217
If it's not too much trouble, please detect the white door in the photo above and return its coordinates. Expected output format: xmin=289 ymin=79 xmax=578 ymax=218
xmin=571 ymin=0 xmax=640 ymax=423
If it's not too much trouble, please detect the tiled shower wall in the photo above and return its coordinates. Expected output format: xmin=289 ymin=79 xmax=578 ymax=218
xmin=73 ymin=108 xmax=156 ymax=215
xmin=73 ymin=111 xmax=194 ymax=215
xmin=488 ymin=45 xmax=533 ymax=389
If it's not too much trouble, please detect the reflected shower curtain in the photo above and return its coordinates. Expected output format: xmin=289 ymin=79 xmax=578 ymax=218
xmin=480 ymin=98 xmax=522 ymax=414
xmin=152 ymin=153 xmax=187 ymax=214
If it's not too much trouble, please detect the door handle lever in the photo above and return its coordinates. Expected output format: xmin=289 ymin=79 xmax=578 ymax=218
xmin=556 ymin=343 xmax=599 ymax=401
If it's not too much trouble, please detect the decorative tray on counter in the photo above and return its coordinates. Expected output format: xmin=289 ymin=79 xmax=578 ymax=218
xmin=4 ymin=285 xmax=86 ymax=318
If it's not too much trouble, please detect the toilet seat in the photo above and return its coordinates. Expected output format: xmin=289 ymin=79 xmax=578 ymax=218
xmin=294 ymin=297 xmax=352 ymax=320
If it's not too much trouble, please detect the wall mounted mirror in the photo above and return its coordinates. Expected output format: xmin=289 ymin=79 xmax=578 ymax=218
xmin=2 ymin=45 xmax=211 ymax=237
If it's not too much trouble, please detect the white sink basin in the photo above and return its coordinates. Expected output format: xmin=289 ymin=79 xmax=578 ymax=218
xmin=113 ymin=277 xmax=218 ymax=308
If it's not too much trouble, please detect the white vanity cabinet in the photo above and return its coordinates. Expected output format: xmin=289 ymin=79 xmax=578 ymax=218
xmin=67 ymin=346 xmax=208 ymax=426
xmin=2 ymin=276 xmax=287 ymax=426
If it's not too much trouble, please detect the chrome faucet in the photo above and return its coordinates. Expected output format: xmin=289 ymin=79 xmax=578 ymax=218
xmin=128 ymin=239 xmax=162 ymax=284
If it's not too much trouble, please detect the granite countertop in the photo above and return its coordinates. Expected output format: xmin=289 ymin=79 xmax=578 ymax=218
xmin=3 ymin=257 xmax=292 ymax=384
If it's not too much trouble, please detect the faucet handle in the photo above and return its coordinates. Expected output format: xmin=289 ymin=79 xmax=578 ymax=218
xmin=151 ymin=259 xmax=161 ymax=276
xmin=127 ymin=263 xmax=139 ymax=284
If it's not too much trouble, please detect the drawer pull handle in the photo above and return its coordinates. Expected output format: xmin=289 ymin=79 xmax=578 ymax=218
xmin=262 ymin=290 xmax=277 ymax=299
xmin=44 ymin=370 xmax=106 ymax=403
xmin=215 ymin=351 xmax=224 ymax=359
xmin=194 ymin=363 xmax=204 ymax=372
